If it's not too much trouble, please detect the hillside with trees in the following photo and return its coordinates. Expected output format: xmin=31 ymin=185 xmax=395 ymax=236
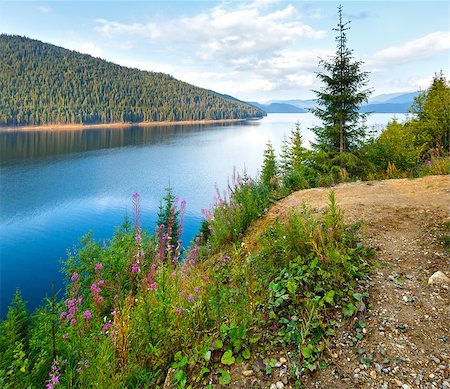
xmin=0 ymin=35 xmax=265 ymax=127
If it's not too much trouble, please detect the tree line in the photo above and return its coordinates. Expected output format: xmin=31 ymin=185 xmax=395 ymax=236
xmin=0 ymin=35 xmax=265 ymax=127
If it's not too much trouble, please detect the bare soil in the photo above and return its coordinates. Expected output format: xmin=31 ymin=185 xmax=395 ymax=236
xmin=230 ymin=175 xmax=450 ymax=388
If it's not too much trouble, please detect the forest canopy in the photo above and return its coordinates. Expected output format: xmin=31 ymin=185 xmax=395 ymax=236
xmin=0 ymin=35 xmax=265 ymax=127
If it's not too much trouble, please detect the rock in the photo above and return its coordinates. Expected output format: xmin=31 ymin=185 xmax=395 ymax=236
xmin=279 ymin=357 xmax=287 ymax=364
xmin=370 ymin=370 xmax=377 ymax=379
xmin=270 ymin=384 xmax=277 ymax=389
xmin=394 ymin=379 xmax=403 ymax=387
xmin=430 ymin=356 xmax=441 ymax=364
xmin=242 ymin=370 xmax=254 ymax=377
xmin=428 ymin=271 xmax=450 ymax=285
xmin=402 ymin=385 xmax=411 ymax=389
xmin=276 ymin=381 xmax=284 ymax=389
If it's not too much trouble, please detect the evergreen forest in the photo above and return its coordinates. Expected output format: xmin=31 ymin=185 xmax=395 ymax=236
xmin=0 ymin=35 xmax=265 ymax=127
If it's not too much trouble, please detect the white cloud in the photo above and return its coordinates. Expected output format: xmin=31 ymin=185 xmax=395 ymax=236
xmin=93 ymin=1 xmax=328 ymax=99
xmin=79 ymin=42 xmax=103 ymax=58
xmin=38 ymin=5 xmax=51 ymax=13
xmin=95 ymin=1 xmax=325 ymax=65
xmin=372 ymin=31 xmax=450 ymax=66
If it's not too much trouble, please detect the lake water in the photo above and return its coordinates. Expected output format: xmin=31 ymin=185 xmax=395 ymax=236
xmin=0 ymin=113 xmax=406 ymax=316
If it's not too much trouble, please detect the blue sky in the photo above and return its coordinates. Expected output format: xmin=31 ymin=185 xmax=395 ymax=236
xmin=1 ymin=1 xmax=449 ymax=101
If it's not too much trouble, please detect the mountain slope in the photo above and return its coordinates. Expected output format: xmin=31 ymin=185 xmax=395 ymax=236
xmin=0 ymin=35 xmax=265 ymax=127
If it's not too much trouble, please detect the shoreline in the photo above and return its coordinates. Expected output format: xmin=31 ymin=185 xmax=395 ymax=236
xmin=0 ymin=118 xmax=261 ymax=132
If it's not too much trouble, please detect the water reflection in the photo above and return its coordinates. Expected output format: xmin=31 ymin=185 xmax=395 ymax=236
xmin=0 ymin=121 xmax=250 ymax=165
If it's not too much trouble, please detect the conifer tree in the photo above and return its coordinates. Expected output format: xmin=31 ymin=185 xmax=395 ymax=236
xmin=261 ymin=140 xmax=278 ymax=188
xmin=311 ymin=5 xmax=371 ymax=155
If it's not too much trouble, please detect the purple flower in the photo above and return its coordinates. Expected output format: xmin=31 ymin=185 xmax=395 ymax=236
xmin=188 ymin=294 xmax=195 ymax=303
xmin=83 ymin=310 xmax=92 ymax=320
xmin=194 ymin=286 xmax=200 ymax=294
xmin=98 ymin=279 xmax=105 ymax=287
xmin=102 ymin=322 xmax=113 ymax=333
xmin=114 ymin=294 xmax=119 ymax=300
xmin=96 ymin=296 xmax=104 ymax=303
xmin=176 ymin=307 xmax=183 ymax=314
xmin=94 ymin=262 xmax=102 ymax=272
xmin=71 ymin=272 xmax=79 ymax=281
xmin=70 ymin=318 xmax=77 ymax=326
xmin=132 ymin=192 xmax=140 ymax=198
xmin=328 ymin=227 xmax=333 ymax=233
xmin=60 ymin=311 xmax=67 ymax=320
xmin=149 ymin=283 xmax=157 ymax=291
xmin=62 ymin=333 xmax=69 ymax=340
xmin=131 ymin=262 xmax=139 ymax=273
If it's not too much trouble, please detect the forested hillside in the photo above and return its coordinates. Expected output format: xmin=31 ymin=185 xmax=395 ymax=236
xmin=0 ymin=35 xmax=265 ymax=127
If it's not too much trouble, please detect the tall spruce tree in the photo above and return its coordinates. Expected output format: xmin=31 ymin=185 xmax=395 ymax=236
xmin=311 ymin=5 xmax=371 ymax=155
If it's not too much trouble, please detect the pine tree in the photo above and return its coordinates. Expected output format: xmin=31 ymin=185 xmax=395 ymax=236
xmin=261 ymin=140 xmax=278 ymax=188
xmin=156 ymin=186 xmax=180 ymax=246
xmin=311 ymin=5 xmax=371 ymax=155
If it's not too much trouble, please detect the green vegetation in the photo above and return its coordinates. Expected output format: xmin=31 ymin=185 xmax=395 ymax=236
xmin=0 ymin=35 xmax=265 ymax=127
xmin=0 ymin=183 xmax=372 ymax=387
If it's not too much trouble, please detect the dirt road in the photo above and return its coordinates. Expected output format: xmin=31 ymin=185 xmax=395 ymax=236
xmin=274 ymin=175 xmax=450 ymax=388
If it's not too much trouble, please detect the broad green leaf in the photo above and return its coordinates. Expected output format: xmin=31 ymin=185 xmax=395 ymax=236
xmin=218 ymin=369 xmax=231 ymax=385
xmin=323 ymin=290 xmax=335 ymax=304
xmin=221 ymin=350 xmax=235 ymax=365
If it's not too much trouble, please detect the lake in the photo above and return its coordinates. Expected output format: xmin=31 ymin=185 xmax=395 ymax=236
xmin=0 ymin=113 xmax=406 ymax=316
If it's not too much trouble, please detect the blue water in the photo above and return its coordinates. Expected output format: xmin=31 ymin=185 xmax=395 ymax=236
xmin=0 ymin=113 xmax=405 ymax=316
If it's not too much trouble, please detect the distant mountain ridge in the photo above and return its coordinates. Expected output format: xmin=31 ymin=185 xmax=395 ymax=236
xmin=248 ymin=102 xmax=306 ymax=113
xmin=0 ymin=35 xmax=265 ymax=127
xmin=250 ymin=91 xmax=420 ymax=114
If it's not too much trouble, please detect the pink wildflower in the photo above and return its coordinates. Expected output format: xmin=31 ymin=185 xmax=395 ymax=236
xmin=188 ymin=294 xmax=195 ymax=303
xmin=83 ymin=310 xmax=92 ymax=320
xmin=94 ymin=262 xmax=102 ymax=272
xmin=71 ymin=272 xmax=79 ymax=281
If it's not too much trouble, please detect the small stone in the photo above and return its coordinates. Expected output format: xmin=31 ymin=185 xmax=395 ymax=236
xmin=354 ymin=374 xmax=360 ymax=380
xmin=442 ymin=381 xmax=449 ymax=389
xmin=276 ymin=381 xmax=284 ymax=389
xmin=375 ymin=363 xmax=382 ymax=373
xmin=402 ymin=385 xmax=411 ymax=389
xmin=370 ymin=370 xmax=377 ymax=379
xmin=354 ymin=368 xmax=361 ymax=373
xmin=279 ymin=357 xmax=287 ymax=364
xmin=394 ymin=379 xmax=403 ymax=387
xmin=428 ymin=271 xmax=450 ymax=285
xmin=275 ymin=362 xmax=282 ymax=368
xmin=332 ymin=353 xmax=338 ymax=358
xmin=270 ymin=384 xmax=277 ymax=389
xmin=430 ymin=356 xmax=440 ymax=364
xmin=429 ymin=373 xmax=435 ymax=379
xmin=242 ymin=370 xmax=253 ymax=377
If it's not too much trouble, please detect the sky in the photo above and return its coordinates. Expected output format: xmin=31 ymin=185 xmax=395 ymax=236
xmin=1 ymin=0 xmax=449 ymax=102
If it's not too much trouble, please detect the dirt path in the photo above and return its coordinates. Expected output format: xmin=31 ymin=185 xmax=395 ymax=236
xmin=269 ymin=175 xmax=450 ymax=388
